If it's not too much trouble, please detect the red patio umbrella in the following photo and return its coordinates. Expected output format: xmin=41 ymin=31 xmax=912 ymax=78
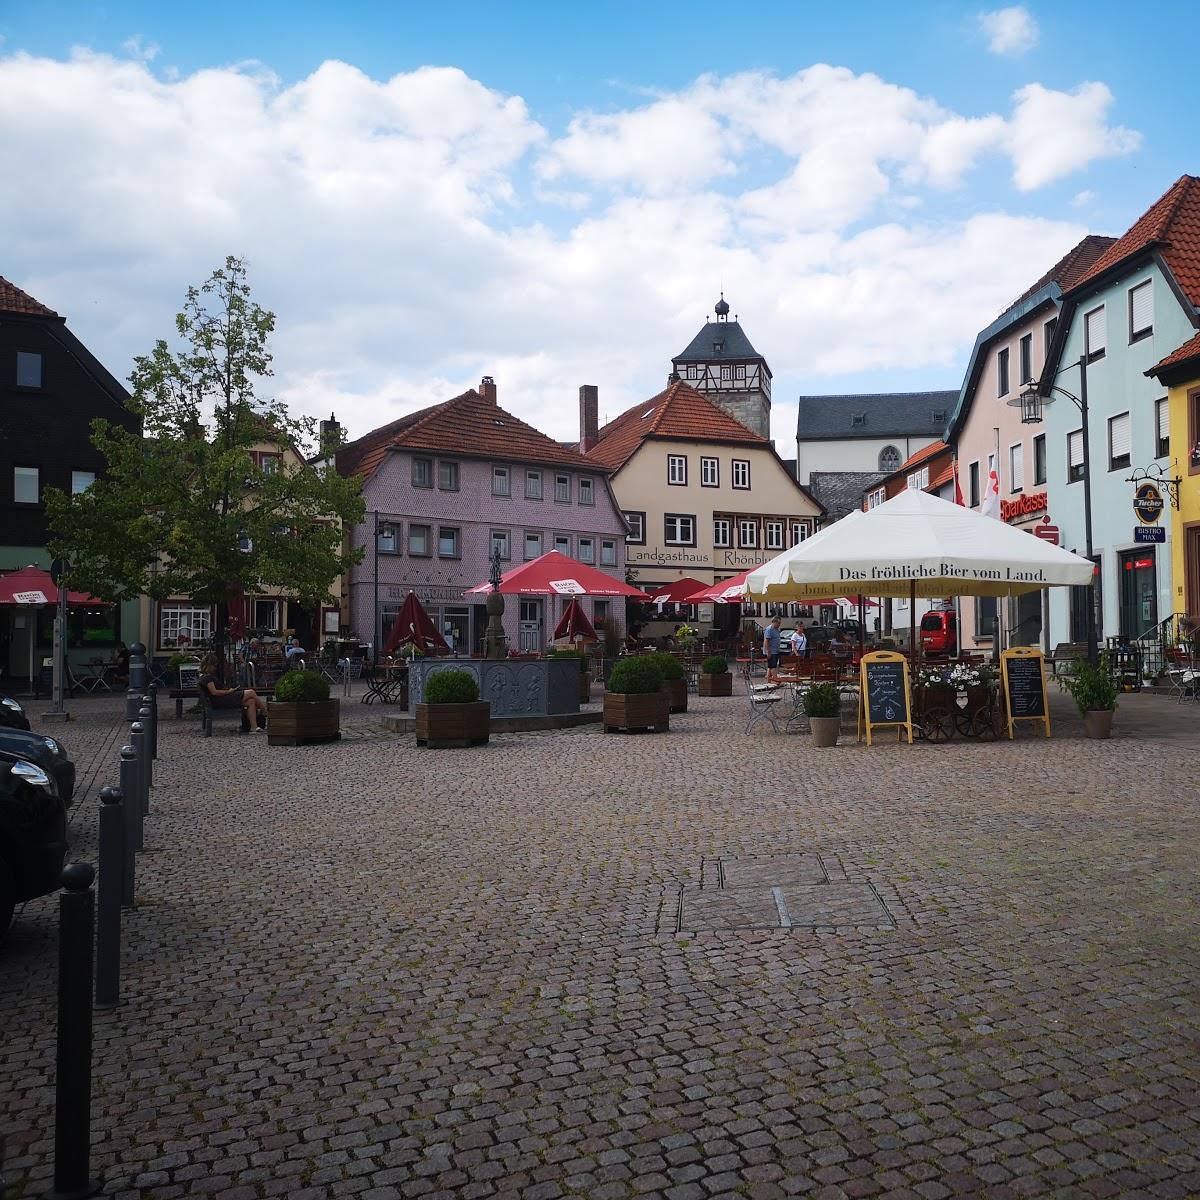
xmin=383 ymin=590 xmax=450 ymax=655
xmin=465 ymin=551 xmax=643 ymax=598
xmin=0 ymin=565 xmax=109 ymax=607
xmin=647 ymin=577 xmax=707 ymax=605
xmin=684 ymin=566 xmax=762 ymax=604
xmin=552 ymin=596 xmax=598 ymax=643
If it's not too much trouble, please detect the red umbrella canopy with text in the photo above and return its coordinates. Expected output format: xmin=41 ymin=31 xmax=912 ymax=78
xmin=465 ymin=551 xmax=643 ymax=598
xmin=0 ymin=565 xmax=110 ymax=607
xmin=383 ymin=591 xmax=450 ymax=655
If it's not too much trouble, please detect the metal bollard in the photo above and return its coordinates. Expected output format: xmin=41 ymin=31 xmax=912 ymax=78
xmin=147 ymin=685 xmax=159 ymax=760
xmin=46 ymin=863 xmax=102 ymax=1200
xmin=130 ymin=720 xmax=147 ymax=822
xmin=119 ymin=744 xmax=141 ymax=872
xmin=125 ymin=642 xmax=148 ymax=719
xmin=95 ymin=787 xmax=123 ymax=1009
xmin=138 ymin=703 xmax=153 ymax=795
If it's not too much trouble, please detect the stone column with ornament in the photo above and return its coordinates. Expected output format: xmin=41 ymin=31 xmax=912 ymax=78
xmin=484 ymin=547 xmax=507 ymax=660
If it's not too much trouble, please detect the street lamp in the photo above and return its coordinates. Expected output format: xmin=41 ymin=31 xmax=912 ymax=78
xmin=1012 ymin=353 xmax=1098 ymax=666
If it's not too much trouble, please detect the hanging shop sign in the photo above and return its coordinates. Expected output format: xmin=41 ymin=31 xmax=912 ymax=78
xmin=1133 ymin=526 xmax=1166 ymax=543
xmin=1000 ymin=491 xmax=1047 ymax=522
xmin=1133 ymin=483 xmax=1164 ymax=525
xmin=1033 ymin=517 xmax=1060 ymax=545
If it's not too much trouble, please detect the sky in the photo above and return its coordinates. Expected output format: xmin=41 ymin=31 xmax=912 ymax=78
xmin=1 ymin=1 xmax=1197 ymax=453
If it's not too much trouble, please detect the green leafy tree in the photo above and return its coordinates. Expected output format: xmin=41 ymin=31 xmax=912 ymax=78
xmin=46 ymin=257 xmax=365 ymax=656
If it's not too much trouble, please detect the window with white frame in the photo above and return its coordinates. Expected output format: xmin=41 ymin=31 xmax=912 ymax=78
xmin=554 ymin=474 xmax=570 ymax=502
xmin=765 ymin=520 xmax=784 ymax=550
xmin=732 ymin=459 xmax=750 ymax=489
xmin=790 ymin=521 xmax=807 ymax=544
xmin=71 ymin=470 xmax=95 ymax=494
xmin=664 ymin=514 xmax=695 ymax=545
xmin=492 ymin=465 xmax=511 ymax=496
xmin=997 ymin=347 xmax=1010 ymax=397
xmin=1009 ymin=444 xmax=1024 ymax=492
xmin=593 ymin=598 xmax=611 ymax=623
xmin=578 ymin=537 xmax=595 ymax=563
xmin=735 ymin=365 xmax=746 ymax=380
xmin=867 ymin=487 xmax=886 ymax=509
xmin=600 ymin=539 xmax=617 ymax=565
xmin=700 ymin=456 xmax=719 ymax=487
xmin=408 ymin=524 xmax=430 ymax=555
xmin=667 ymin=455 xmax=687 ymax=485
xmin=721 ymin=364 xmax=731 ymax=382
xmin=713 ymin=517 xmax=731 ymax=547
xmin=159 ymin=602 xmax=211 ymax=649
xmin=554 ymin=533 xmax=571 ymax=555
xmin=377 ymin=523 xmax=398 ymax=553
xmin=687 ymin=365 xmax=699 ymax=380
xmin=738 ymin=519 xmax=757 ymax=548
xmin=491 ymin=529 xmax=510 ymax=560
xmin=1108 ymin=411 xmax=1131 ymax=471
xmin=1129 ymin=280 xmax=1153 ymax=342
xmin=525 ymin=470 xmax=542 ymax=500
xmin=1044 ymin=316 xmax=1058 ymax=354
xmin=1085 ymin=305 xmax=1106 ymax=361
xmin=1155 ymin=397 xmax=1169 ymax=458
xmin=1068 ymin=429 xmax=1084 ymax=483
xmin=1034 ymin=434 xmax=1047 ymax=486
xmin=13 ymin=466 xmax=38 ymax=503
xmin=624 ymin=511 xmax=645 ymax=544
xmin=906 ymin=466 xmax=930 ymax=491
xmin=253 ymin=599 xmax=278 ymax=631
xmin=578 ymin=477 xmax=594 ymax=505
xmin=524 ymin=531 xmax=542 ymax=559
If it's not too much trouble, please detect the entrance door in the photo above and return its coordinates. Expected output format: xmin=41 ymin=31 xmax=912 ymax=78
xmin=1186 ymin=524 xmax=1200 ymax=620
xmin=518 ymin=598 xmax=543 ymax=652
xmin=1118 ymin=548 xmax=1157 ymax=639
xmin=1011 ymin=591 xmax=1042 ymax=649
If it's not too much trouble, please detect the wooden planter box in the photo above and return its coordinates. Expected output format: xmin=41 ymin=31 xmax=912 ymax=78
xmin=699 ymin=672 xmax=732 ymax=697
xmin=662 ymin=677 xmax=687 ymax=713
xmin=267 ymin=699 xmax=341 ymax=746
xmin=603 ymin=690 xmax=669 ymax=733
xmin=416 ymin=701 xmax=490 ymax=748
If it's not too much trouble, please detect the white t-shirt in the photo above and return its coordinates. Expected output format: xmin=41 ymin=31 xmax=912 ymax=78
xmin=790 ymin=630 xmax=807 ymax=654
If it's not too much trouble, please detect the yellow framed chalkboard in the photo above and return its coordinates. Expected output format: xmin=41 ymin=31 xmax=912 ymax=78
xmin=858 ymin=651 xmax=913 ymax=745
xmin=1001 ymin=646 xmax=1050 ymax=739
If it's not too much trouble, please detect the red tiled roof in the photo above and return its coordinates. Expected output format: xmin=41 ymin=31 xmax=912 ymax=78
xmin=1066 ymin=175 xmax=1200 ymax=305
xmin=337 ymin=388 xmax=604 ymax=482
xmin=1007 ymin=234 xmax=1117 ymax=311
xmin=582 ymin=379 xmax=767 ymax=471
xmin=898 ymin=440 xmax=948 ymax=472
xmin=0 ymin=275 xmax=59 ymax=317
xmin=1148 ymin=330 xmax=1200 ymax=379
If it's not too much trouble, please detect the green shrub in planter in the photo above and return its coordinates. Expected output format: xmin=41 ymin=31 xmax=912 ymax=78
xmin=425 ymin=670 xmax=480 ymax=705
xmin=701 ymin=655 xmax=729 ymax=675
xmin=274 ymin=671 xmax=331 ymax=703
xmin=1057 ymin=651 xmax=1118 ymax=714
xmin=607 ymin=657 xmax=664 ymax=695
xmin=549 ymin=648 xmax=585 ymax=658
xmin=646 ymin=651 xmax=684 ymax=681
xmin=803 ymin=681 xmax=841 ymax=718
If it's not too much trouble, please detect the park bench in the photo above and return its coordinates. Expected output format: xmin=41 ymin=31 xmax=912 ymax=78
xmin=1048 ymin=642 xmax=1087 ymax=676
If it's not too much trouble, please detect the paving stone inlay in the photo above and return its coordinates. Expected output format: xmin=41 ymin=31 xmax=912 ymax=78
xmin=3 ymin=687 xmax=1200 ymax=1199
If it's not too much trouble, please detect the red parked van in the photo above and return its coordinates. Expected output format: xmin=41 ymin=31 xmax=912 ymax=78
xmin=920 ymin=610 xmax=958 ymax=656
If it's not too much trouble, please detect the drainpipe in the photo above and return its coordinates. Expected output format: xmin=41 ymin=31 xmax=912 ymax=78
xmin=372 ymin=511 xmax=379 ymax=664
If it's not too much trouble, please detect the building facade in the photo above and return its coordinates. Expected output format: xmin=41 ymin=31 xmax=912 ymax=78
xmin=338 ymin=378 xmax=627 ymax=655
xmin=0 ymin=275 xmax=141 ymax=681
xmin=670 ymin=297 xmax=772 ymax=438
xmin=945 ymin=235 xmax=1115 ymax=654
xmin=1042 ymin=176 xmax=1200 ymax=648
xmin=579 ymin=378 xmax=822 ymax=628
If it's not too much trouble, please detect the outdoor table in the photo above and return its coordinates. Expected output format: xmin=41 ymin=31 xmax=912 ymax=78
xmin=363 ymin=664 xmax=408 ymax=705
xmin=76 ymin=660 xmax=119 ymax=692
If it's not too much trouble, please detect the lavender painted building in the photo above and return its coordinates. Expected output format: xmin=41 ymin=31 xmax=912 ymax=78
xmin=336 ymin=378 xmax=627 ymax=654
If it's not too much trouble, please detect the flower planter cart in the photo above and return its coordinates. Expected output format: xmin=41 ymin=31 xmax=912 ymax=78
xmin=415 ymin=701 xmax=491 ymax=748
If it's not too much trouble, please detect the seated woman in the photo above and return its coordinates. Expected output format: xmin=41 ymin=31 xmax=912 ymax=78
xmin=197 ymin=654 xmax=268 ymax=732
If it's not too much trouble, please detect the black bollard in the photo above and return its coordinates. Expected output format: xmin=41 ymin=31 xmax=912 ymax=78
xmin=130 ymin=720 xmax=147 ymax=822
xmin=147 ymin=685 xmax=159 ymax=760
xmin=125 ymin=642 xmax=148 ymax=720
xmin=119 ymin=745 xmax=141 ymax=880
xmin=44 ymin=862 xmax=102 ymax=1200
xmin=95 ymin=787 xmax=123 ymax=1009
xmin=138 ymin=704 xmax=153 ymax=795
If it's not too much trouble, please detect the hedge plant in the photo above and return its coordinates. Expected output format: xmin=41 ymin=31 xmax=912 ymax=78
xmin=425 ymin=670 xmax=480 ymax=704
xmin=701 ymin=655 xmax=729 ymax=675
xmin=606 ymin=657 xmax=665 ymax=695
xmin=274 ymin=671 xmax=331 ymax=703
xmin=647 ymin=651 xmax=684 ymax=682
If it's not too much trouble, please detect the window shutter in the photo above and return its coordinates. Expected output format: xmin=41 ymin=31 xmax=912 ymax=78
xmin=1130 ymin=281 xmax=1153 ymax=336
xmin=1086 ymin=307 xmax=1106 ymax=354
xmin=1157 ymin=398 xmax=1170 ymax=442
xmin=1110 ymin=412 xmax=1131 ymax=459
xmin=1068 ymin=430 xmax=1084 ymax=468
xmin=1010 ymin=446 xmax=1024 ymax=490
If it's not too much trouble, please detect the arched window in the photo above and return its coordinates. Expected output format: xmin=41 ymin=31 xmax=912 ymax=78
xmin=879 ymin=445 xmax=900 ymax=473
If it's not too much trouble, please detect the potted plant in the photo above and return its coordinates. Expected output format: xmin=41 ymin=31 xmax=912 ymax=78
xmin=648 ymin=651 xmax=687 ymax=713
xmin=268 ymin=669 xmax=341 ymax=746
xmin=1058 ymin=651 xmax=1118 ymax=739
xmin=698 ymin=655 xmax=732 ymax=697
xmin=416 ymin=669 xmax=490 ymax=748
xmin=603 ymin=657 xmax=668 ymax=733
xmin=804 ymin=681 xmax=842 ymax=747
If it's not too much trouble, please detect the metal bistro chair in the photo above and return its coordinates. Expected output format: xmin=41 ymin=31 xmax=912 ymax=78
xmin=745 ymin=683 xmax=783 ymax=734
xmin=1164 ymin=646 xmax=1200 ymax=703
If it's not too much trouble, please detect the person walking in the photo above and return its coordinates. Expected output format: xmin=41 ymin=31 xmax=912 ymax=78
xmin=790 ymin=623 xmax=808 ymax=660
xmin=763 ymin=616 xmax=783 ymax=683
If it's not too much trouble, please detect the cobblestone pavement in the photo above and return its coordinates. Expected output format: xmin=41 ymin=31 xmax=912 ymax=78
xmin=3 ymin=687 xmax=1199 ymax=1199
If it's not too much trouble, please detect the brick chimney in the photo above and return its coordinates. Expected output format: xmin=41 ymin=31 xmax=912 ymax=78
xmin=479 ymin=375 xmax=497 ymax=403
xmin=579 ymin=385 xmax=599 ymax=453
xmin=318 ymin=412 xmax=342 ymax=448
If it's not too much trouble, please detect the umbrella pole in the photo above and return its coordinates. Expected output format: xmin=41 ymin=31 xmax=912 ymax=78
xmin=858 ymin=596 xmax=865 ymax=652
xmin=909 ymin=580 xmax=917 ymax=668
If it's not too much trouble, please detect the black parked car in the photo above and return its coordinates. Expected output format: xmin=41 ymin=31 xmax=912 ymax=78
xmin=0 ymin=727 xmax=76 ymax=805
xmin=0 ymin=748 xmax=68 ymax=936
xmin=0 ymin=694 xmax=31 ymax=731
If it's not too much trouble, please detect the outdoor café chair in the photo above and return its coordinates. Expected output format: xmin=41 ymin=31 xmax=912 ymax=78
xmin=745 ymin=683 xmax=783 ymax=734
xmin=1164 ymin=647 xmax=1199 ymax=703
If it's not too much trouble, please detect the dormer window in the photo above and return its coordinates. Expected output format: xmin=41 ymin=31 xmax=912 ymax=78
xmin=931 ymin=410 xmax=947 ymax=425
xmin=852 ymin=413 xmax=866 ymax=427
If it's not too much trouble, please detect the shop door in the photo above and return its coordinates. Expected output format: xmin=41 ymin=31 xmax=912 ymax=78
xmin=518 ymin=598 xmax=543 ymax=652
xmin=442 ymin=606 xmax=470 ymax=655
xmin=1011 ymin=591 xmax=1042 ymax=649
xmin=1118 ymin=548 xmax=1157 ymax=639
xmin=1186 ymin=524 xmax=1200 ymax=619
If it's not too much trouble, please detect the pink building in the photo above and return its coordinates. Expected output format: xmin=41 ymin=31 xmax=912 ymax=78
xmin=336 ymin=378 xmax=627 ymax=654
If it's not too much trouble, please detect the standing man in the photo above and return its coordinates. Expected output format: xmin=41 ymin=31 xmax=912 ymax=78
xmin=763 ymin=615 xmax=783 ymax=683
xmin=790 ymin=623 xmax=807 ymax=660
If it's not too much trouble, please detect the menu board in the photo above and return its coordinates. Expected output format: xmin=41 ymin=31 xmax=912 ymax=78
xmin=1001 ymin=648 xmax=1050 ymax=738
xmin=858 ymin=652 xmax=913 ymax=745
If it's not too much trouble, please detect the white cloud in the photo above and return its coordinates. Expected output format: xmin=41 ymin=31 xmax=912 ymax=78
xmin=979 ymin=6 xmax=1039 ymax=56
xmin=0 ymin=50 xmax=1132 ymax=453
xmin=121 ymin=36 xmax=160 ymax=62
xmin=1071 ymin=189 xmax=1096 ymax=208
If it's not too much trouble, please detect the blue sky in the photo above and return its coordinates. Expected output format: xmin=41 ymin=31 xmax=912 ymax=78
xmin=1 ymin=1 xmax=1196 ymax=447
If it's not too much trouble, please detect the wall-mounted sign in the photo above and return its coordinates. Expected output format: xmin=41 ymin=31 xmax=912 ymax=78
xmin=1134 ymin=526 xmax=1166 ymax=544
xmin=1033 ymin=517 xmax=1060 ymax=545
xmin=1001 ymin=490 xmax=1047 ymax=522
xmin=1133 ymin=483 xmax=1164 ymax=525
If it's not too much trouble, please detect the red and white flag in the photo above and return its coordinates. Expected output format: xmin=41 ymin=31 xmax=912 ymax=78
xmin=981 ymin=453 xmax=1001 ymax=520
xmin=953 ymin=460 xmax=965 ymax=506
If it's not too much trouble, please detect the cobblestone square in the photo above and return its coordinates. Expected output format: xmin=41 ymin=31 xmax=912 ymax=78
xmin=3 ymin=687 xmax=1199 ymax=1199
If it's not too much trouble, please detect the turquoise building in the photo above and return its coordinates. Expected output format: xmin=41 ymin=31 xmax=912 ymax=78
xmin=1042 ymin=176 xmax=1200 ymax=649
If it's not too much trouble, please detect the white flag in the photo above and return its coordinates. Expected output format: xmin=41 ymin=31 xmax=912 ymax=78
xmin=981 ymin=452 xmax=1001 ymax=520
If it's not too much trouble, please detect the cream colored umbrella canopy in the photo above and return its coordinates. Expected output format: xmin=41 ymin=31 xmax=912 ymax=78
xmin=746 ymin=489 xmax=1095 ymax=602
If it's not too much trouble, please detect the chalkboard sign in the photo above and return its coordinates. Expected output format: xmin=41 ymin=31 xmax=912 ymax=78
xmin=858 ymin=651 xmax=913 ymax=745
xmin=1001 ymin=648 xmax=1050 ymax=738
